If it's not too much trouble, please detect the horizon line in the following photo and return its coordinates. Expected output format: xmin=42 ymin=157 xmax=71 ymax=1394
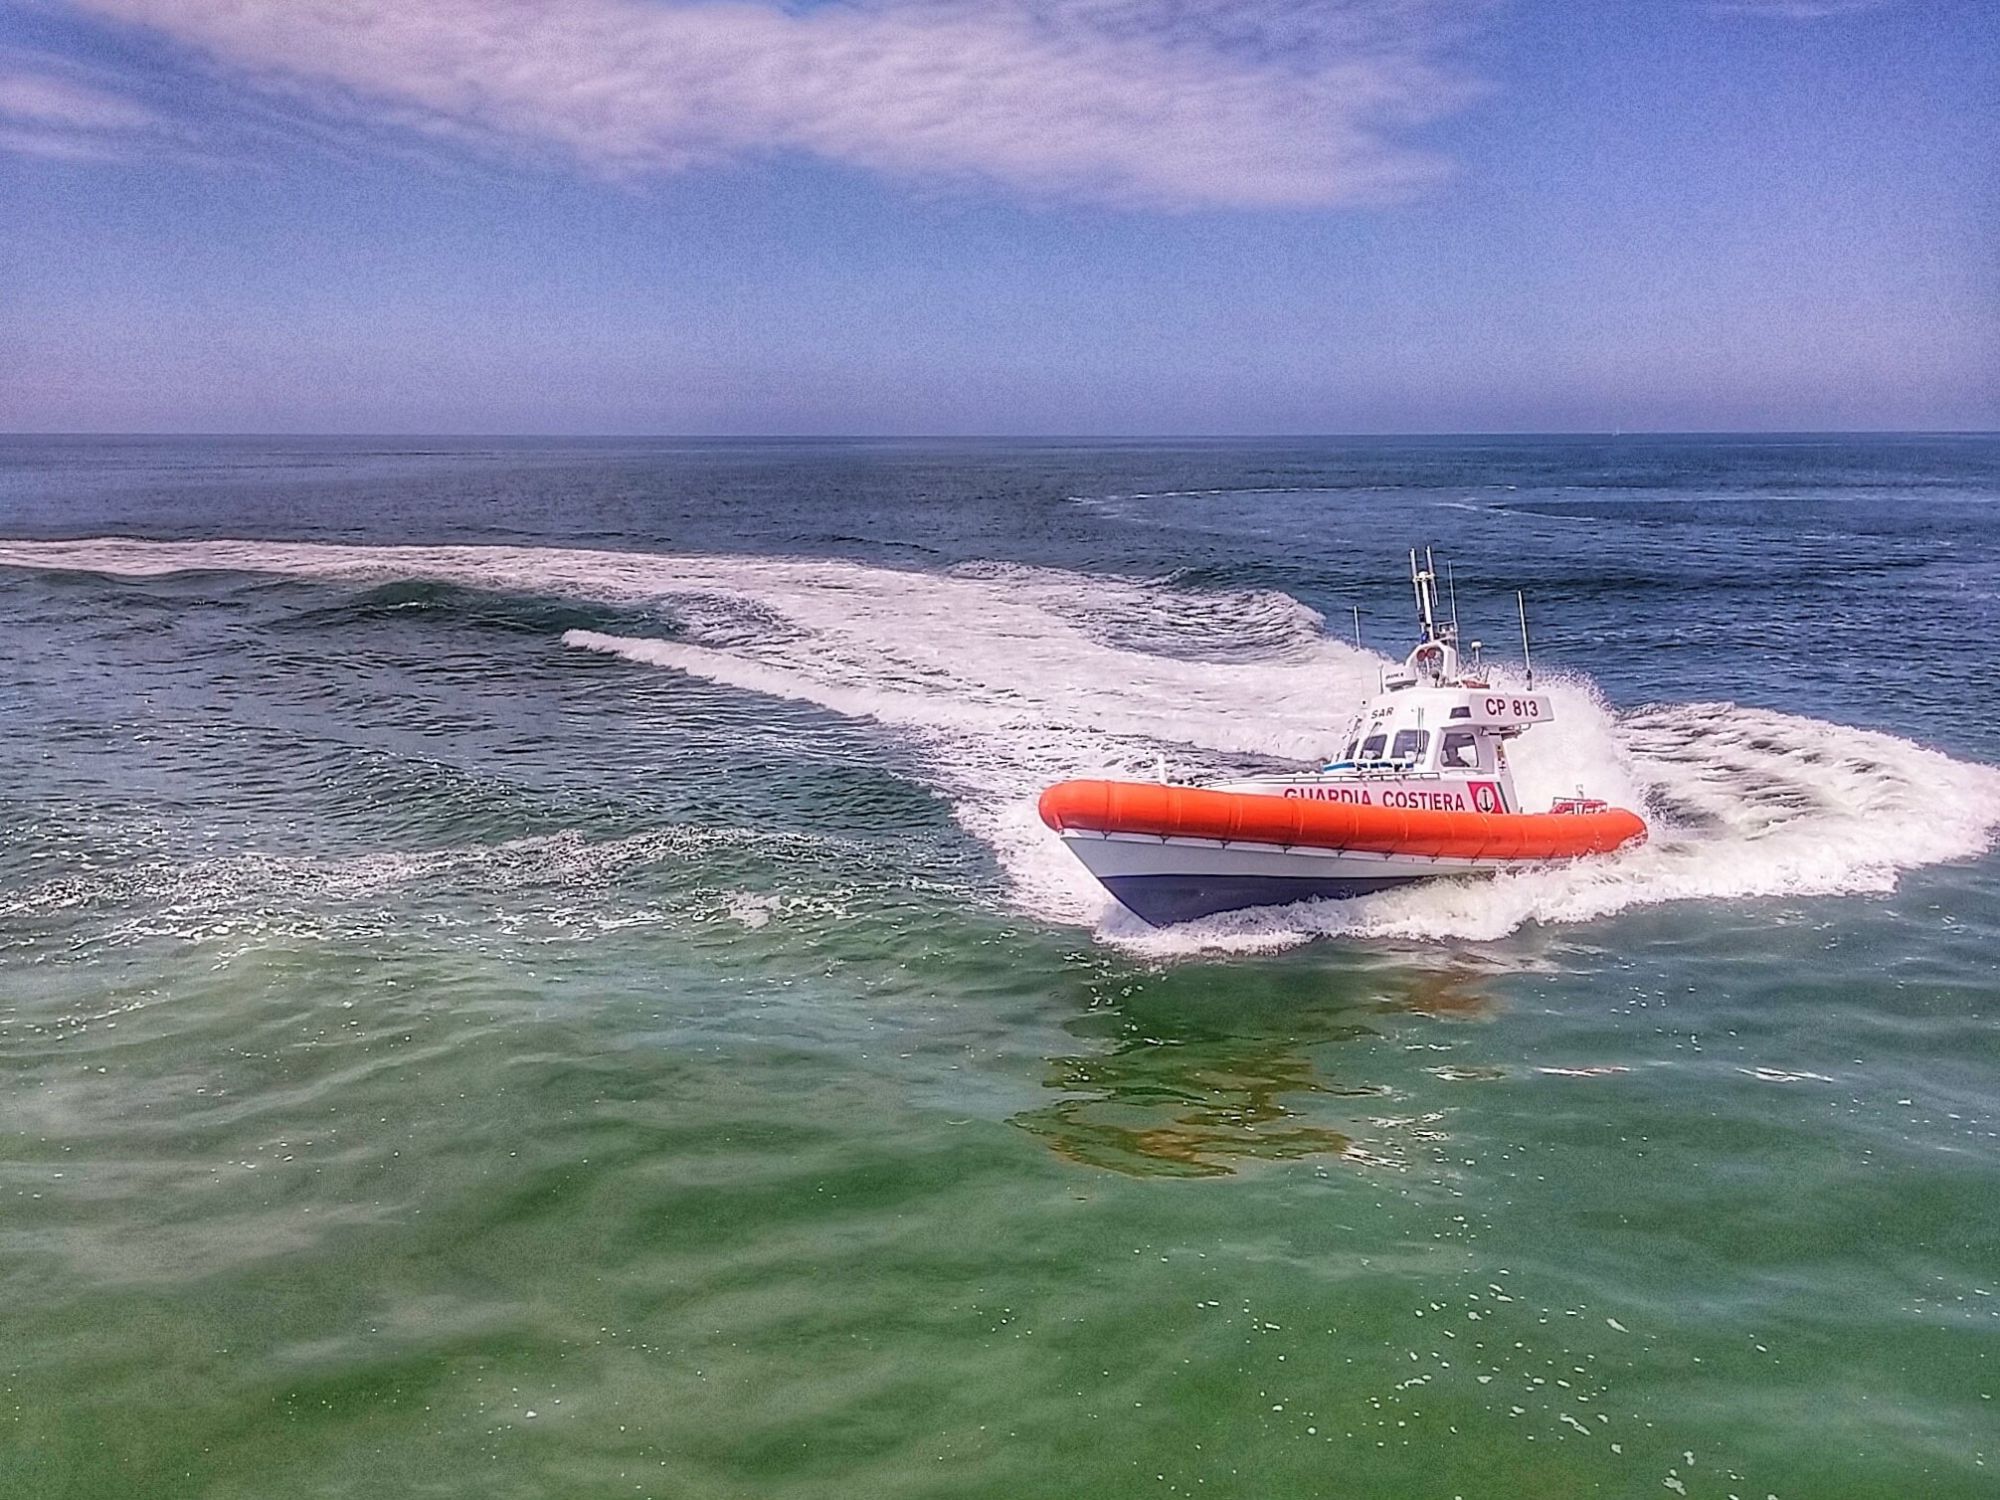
xmin=3 ymin=429 xmax=1996 ymax=443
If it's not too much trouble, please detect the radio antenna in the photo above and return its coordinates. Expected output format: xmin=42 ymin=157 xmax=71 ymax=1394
xmin=1411 ymin=547 xmax=1444 ymax=640
xmin=1517 ymin=590 xmax=1535 ymax=690
xmin=1446 ymin=560 xmax=1460 ymax=639
xmin=1351 ymin=605 xmax=1362 ymax=651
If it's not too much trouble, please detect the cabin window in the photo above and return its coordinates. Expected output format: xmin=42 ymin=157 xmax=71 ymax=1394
xmin=1339 ymin=739 xmax=1359 ymax=761
xmin=1440 ymin=730 xmax=1479 ymax=769
xmin=1389 ymin=729 xmax=1429 ymax=762
xmin=1359 ymin=733 xmax=1388 ymax=760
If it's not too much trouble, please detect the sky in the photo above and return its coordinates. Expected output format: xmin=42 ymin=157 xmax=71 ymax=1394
xmin=0 ymin=0 xmax=1993 ymax=434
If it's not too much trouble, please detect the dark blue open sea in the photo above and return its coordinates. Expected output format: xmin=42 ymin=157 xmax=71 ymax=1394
xmin=2 ymin=434 xmax=1997 ymax=1498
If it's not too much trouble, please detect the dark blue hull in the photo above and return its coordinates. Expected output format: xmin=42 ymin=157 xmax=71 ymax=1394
xmin=1101 ymin=873 xmax=1427 ymax=926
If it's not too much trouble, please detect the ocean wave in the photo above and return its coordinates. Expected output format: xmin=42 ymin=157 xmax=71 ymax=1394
xmin=6 ymin=536 xmax=1998 ymax=951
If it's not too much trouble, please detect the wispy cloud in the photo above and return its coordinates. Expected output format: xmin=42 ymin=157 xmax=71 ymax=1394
xmin=0 ymin=68 xmax=153 ymax=131
xmin=59 ymin=0 xmax=1481 ymax=208
xmin=1707 ymin=0 xmax=1891 ymax=18
xmin=0 ymin=63 xmax=176 ymax=158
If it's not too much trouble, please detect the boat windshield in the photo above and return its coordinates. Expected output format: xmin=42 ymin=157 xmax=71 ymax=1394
xmin=1359 ymin=732 xmax=1388 ymax=760
xmin=1390 ymin=729 xmax=1429 ymax=762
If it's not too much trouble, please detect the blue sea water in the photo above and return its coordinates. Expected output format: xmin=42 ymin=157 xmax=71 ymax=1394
xmin=1 ymin=434 xmax=1997 ymax=1497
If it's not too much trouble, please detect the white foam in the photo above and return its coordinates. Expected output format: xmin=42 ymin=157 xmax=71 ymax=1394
xmin=3 ymin=826 xmax=833 ymax=944
xmin=7 ymin=536 xmax=1998 ymax=950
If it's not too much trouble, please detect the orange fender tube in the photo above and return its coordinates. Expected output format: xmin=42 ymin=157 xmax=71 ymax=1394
xmin=1038 ymin=780 xmax=1646 ymax=862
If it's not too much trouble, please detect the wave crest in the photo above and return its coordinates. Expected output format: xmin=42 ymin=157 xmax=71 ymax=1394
xmin=7 ymin=536 xmax=1997 ymax=950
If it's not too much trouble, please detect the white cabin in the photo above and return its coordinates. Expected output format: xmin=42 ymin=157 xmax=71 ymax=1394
xmin=1215 ymin=551 xmax=1554 ymax=817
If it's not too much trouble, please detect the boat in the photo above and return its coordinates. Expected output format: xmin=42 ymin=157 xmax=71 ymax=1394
xmin=1040 ymin=550 xmax=1647 ymax=925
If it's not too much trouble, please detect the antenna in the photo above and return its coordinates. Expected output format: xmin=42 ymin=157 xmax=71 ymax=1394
xmin=1517 ymin=590 xmax=1535 ymax=690
xmin=1445 ymin=560 xmax=1460 ymax=640
xmin=1351 ymin=605 xmax=1362 ymax=651
xmin=1410 ymin=547 xmax=1441 ymax=640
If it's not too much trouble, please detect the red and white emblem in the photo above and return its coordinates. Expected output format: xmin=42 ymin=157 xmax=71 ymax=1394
xmin=1468 ymin=780 xmax=1504 ymax=814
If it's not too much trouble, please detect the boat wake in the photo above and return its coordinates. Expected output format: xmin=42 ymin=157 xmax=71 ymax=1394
xmin=6 ymin=537 xmax=1998 ymax=951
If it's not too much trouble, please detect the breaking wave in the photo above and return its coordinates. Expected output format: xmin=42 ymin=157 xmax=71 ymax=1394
xmin=5 ymin=536 xmax=1998 ymax=951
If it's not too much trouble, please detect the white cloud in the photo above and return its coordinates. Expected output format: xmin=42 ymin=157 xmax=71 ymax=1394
xmin=0 ymin=69 xmax=156 ymax=131
xmin=0 ymin=121 xmax=121 ymax=159
xmin=0 ymin=65 xmax=183 ymax=158
xmin=0 ymin=54 xmax=244 ymax=164
xmin=61 ymin=0 xmax=1480 ymax=208
xmin=1708 ymin=0 xmax=1891 ymax=17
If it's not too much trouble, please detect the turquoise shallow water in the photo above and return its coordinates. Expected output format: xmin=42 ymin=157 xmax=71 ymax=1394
xmin=2 ymin=436 xmax=1998 ymax=1497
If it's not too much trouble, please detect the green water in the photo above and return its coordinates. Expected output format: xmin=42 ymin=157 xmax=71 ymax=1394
xmin=4 ymin=438 xmax=1999 ymax=1497
xmin=8 ymin=892 xmax=1996 ymax=1498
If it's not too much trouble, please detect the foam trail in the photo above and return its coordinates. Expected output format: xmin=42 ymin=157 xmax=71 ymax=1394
xmin=7 ymin=537 xmax=1999 ymax=950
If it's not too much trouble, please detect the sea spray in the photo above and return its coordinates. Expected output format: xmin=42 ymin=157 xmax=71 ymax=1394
xmin=6 ymin=536 xmax=1998 ymax=950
